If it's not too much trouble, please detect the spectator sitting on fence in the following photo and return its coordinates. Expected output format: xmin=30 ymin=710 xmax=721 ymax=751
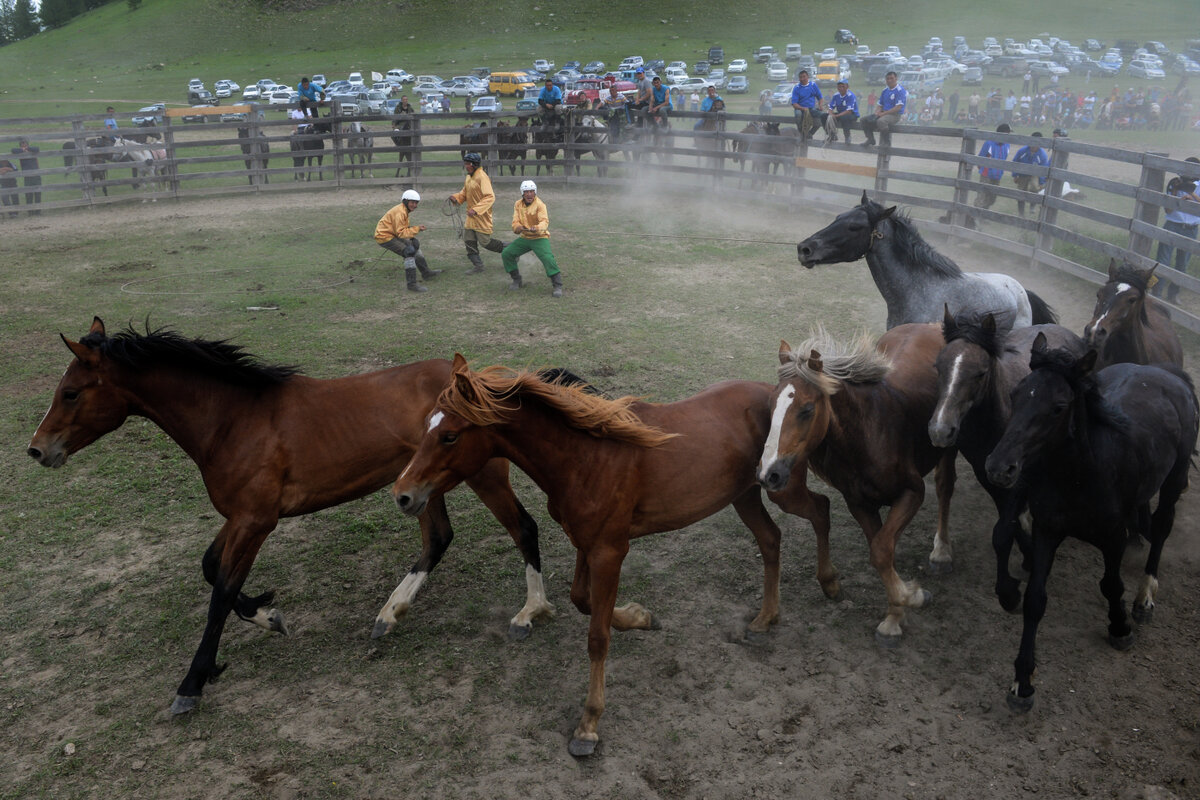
xmin=789 ymin=69 xmax=826 ymax=142
xmin=538 ymin=78 xmax=563 ymax=118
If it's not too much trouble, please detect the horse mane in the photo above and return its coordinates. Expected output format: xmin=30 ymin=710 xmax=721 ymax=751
xmin=778 ymin=327 xmax=892 ymax=395
xmin=942 ymin=311 xmax=1007 ymax=359
xmin=1110 ymin=262 xmax=1152 ymax=295
xmin=82 ymin=324 xmax=301 ymax=388
xmin=875 ymin=203 xmax=964 ymax=280
xmin=439 ymin=365 xmax=676 ymax=446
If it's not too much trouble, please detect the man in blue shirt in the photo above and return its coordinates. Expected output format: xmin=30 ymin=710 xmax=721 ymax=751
xmin=974 ymin=123 xmax=1011 ymax=212
xmin=296 ymin=77 xmax=325 ymax=118
xmin=1153 ymin=157 xmax=1200 ymax=303
xmin=104 ymin=106 xmax=118 ymax=132
xmin=538 ymin=78 xmax=563 ymax=118
xmin=860 ymin=71 xmax=907 ymax=147
xmin=789 ymin=69 xmax=826 ymax=141
xmin=826 ymin=80 xmax=859 ymax=144
xmin=648 ymin=75 xmax=672 ymax=127
xmin=694 ymin=85 xmax=724 ymax=129
xmin=1011 ymin=131 xmax=1049 ymax=216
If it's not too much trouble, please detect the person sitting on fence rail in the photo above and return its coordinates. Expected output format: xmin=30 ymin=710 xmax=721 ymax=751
xmin=538 ymin=79 xmax=563 ymax=118
xmin=694 ymin=85 xmax=724 ymax=129
xmin=826 ymin=80 xmax=860 ymax=145
xmin=374 ymin=189 xmax=442 ymax=293
xmin=860 ymin=71 xmax=906 ymax=149
xmin=790 ymin=69 xmax=826 ymax=142
xmin=449 ymin=152 xmax=508 ymax=275
xmin=296 ymin=77 xmax=326 ymax=108
xmin=1011 ymin=131 xmax=1049 ymax=217
xmin=630 ymin=69 xmax=652 ymax=116
xmin=648 ymin=76 xmax=672 ymax=128
xmin=603 ymin=83 xmax=631 ymax=135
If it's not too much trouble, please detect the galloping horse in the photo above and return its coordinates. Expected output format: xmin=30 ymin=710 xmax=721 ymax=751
xmin=928 ymin=309 xmax=1085 ymax=610
xmin=985 ymin=336 xmax=1198 ymax=712
xmin=346 ymin=120 xmax=374 ymax=178
xmin=1083 ymin=258 xmax=1183 ymax=369
xmin=392 ymin=355 xmax=833 ymax=757
xmin=27 ymin=319 xmax=554 ymax=716
xmin=237 ymin=127 xmax=270 ymax=185
xmin=798 ymin=192 xmax=1057 ymax=330
xmin=757 ymin=324 xmax=956 ymax=645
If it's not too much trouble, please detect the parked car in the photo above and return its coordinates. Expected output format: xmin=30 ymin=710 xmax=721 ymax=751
xmin=213 ymin=81 xmax=233 ymax=99
xmin=961 ymin=66 xmax=983 ymax=85
xmin=468 ymin=96 xmax=501 ymax=113
xmin=725 ymin=75 xmax=749 ymax=93
xmin=708 ymin=45 xmax=724 ymax=64
xmin=692 ymin=61 xmax=710 ymax=75
xmin=766 ymin=60 xmax=789 ymax=81
xmin=187 ymin=88 xmax=215 ymax=105
xmin=533 ymin=58 xmax=554 ymax=73
xmin=348 ymin=71 xmax=365 ymax=86
xmin=386 ymin=69 xmax=414 ymax=84
xmin=1144 ymin=41 xmax=1170 ymax=57
xmin=663 ymin=66 xmax=688 ymax=84
xmin=784 ymin=43 xmax=803 ymax=61
xmin=420 ymin=93 xmax=446 ymax=113
xmin=187 ymin=78 xmax=204 ymax=90
xmin=675 ymin=76 xmax=714 ymax=92
xmin=310 ymin=75 xmax=326 ymax=87
xmin=707 ymin=68 xmax=726 ymax=88
xmin=1073 ymin=57 xmax=1119 ymax=77
xmin=182 ymin=105 xmax=216 ymax=124
xmin=754 ymin=46 xmax=777 ymax=63
xmin=771 ymin=83 xmax=793 ymax=105
xmin=242 ymin=86 xmax=261 ymax=100
xmin=819 ymin=47 xmax=838 ymax=60
xmin=1128 ymin=59 xmax=1166 ymax=79
xmin=1028 ymin=60 xmax=1069 ymax=77
xmin=645 ymin=59 xmax=666 ymax=73
xmin=220 ymin=109 xmax=249 ymax=123
xmin=796 ymin=55 xmax=817 ymax=74
xmin=583 ymin=60 xmax=606 ymax=74
xmin=442 ymin=80 xmax=487 ymax=98
xmin=1171 ymin=56 xmax=1200 ymax=76
xmin=727 ymin=58 xmax=748 ymax=73
xmin=131 ymin=104 xmax=166 ymax=127
xmin=983 ymin=56 xmax=1028 ymax=78
xmin=834 ymin=29 xmax=856 ymax=44
xmin=413 ymin=81 xmax=444 ymax=97
xmin=1084 ymin=38 xmax=1105 ymax=52
xmin=268 ymin=89 xmax=293 ymax=105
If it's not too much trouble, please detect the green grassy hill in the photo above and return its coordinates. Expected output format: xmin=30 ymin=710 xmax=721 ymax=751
xmin=0 ymin=0 xmax=1194 ymax=117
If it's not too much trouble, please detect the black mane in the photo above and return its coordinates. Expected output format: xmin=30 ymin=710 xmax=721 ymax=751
xmin=942 ymin=311 xmax=1007 ymax=359
xmin=82 ymin=324 xmax=301 ymax=388
xmin=873 ymin=202 xmax=964 ymax=280
xmin=1110 ymin=262 xmax=1152 ymax=295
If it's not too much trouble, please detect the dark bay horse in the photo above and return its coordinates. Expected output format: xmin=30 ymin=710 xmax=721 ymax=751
xmin=530 ymin=112 xmax=564 ymax=175
xmin=757 ymin=323 xmax=957 ymax=645
xmin=1083 ymin=259 xmax=1183 ymax=369
xmin=984 ymin=336 xmax=1198 ymax=712
xmin=496 ymin=118 xmax=528 ymax=176
xmin=392 ymin=355 xmax=832 ymax=757
xmin=798 ymin=192 xmax=1057 ymax=330
xmin=289 ymin=119 xmax=331 ymax=181
xmin=26 ymin=319 xmax=552 ymax=715
xmin=237 ymin=127 xmax=269 ymax=185
xmin=928 ymin=309 xmax=1085 ymax=610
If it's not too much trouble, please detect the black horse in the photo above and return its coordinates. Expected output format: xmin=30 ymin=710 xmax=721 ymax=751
xmin=531 ymin=112 xmax=565 ymax=176
xmin=237 ymin=128 xmax=270 ymax=185
xmin=289 ymin=118 xmax=332 ymax=181
xmin=496 ymin=118 xmax=528 ymax=176
xmin=985 ymin=336 xmax=1199 ymax=713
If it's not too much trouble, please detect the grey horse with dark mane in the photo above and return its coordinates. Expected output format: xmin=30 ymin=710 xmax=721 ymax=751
xmin=798 ymin=192 xmax=1057 ymax=330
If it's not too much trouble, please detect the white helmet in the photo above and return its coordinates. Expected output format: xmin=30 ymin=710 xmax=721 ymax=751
xmin=520 ymin=180 xmax=537 ymax=193
xmin=401 ymin=189 xmax=421 ymax=202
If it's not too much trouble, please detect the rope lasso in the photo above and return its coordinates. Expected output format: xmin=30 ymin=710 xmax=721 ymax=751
xmin=442 ymin=197 xmax=465 ymax=240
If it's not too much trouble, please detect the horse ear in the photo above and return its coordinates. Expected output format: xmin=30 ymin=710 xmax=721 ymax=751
xmin=942 ymin=304 xmax=954 ymax=327
xmin=1107 ymin=258 xmax=1119 ymax=280
xmin=1031 ymin=331 xmax=1048 ymax=354
xmin=860 ymin=189 xmax=869 ymax=206
xmin=778 ymin=339 xmax=793 ymax=366
xmin=807 ymin=350 xmax=824 ymax=373
xmin=451 ymin=353 xmax=470 ymax=374
xmin=880 ymin=205 xmax=898 ymax=220
xmin=61 ymin=334 xmax=98 ymax=365
xmin=89 ymin=316 xmax=106 ymax=337
xmin=1076 ymin=348 xmax=1099 ymax=377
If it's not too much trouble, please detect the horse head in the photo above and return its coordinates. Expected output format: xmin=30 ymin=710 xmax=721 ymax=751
xmin=1084 ymin=258 xmax=1154 ymax=349
xmin=929 ymin=308 xmax=1002 ymax=447
xmin=757 ymin=338 xmax=838 ymax=492
xmin=797 ymin=192 xmax=897 ymax=268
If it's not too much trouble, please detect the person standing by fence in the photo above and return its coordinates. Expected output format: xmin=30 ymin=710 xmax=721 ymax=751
xmin=973 ymin=123 xmax=1011 ymax=213
xmin=1011 ymin=131 xmax=1049 ymax=217
xmin=860 ymin=71 xmax=906 ymax=148
xmin=449 ymin=152 xmax=508 ymax=274
xmin=1152 ymin=156 xmax=1200 ymax=303
xmin=12 ymin=138 xmax=40 ymax=214
xmin=374 ymin=189 xmax=442 ymax=293
xmin=502 ymin=180 xmax=563 ymax=297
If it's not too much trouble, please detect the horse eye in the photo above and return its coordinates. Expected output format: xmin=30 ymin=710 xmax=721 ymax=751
xmin=62 ymin=389 xmax=80 ymax=402
xmin=441 ymin=432 xmax=458 ymax=444
xmin=796 ymin=402 xmax=815 ymax=420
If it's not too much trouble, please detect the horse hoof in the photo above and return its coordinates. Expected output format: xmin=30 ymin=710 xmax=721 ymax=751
xmin=648 ymin=613 xmax=662 ymax=631
xmin=743 ymin=628 xmax=770 ymax=647
xmin=170 ymin=694 xmax=199 ymax=716
xmin=926 ymin=559 xmax=953 ymax=576
xmin=1131 ymin=604 xmax=1153 ymax=624
xmin=874 ymin=630 xmax=902 ymax=649
xmin=267 ymin=610 xmax=288 ymax=636
xmin=508 ymin=622 xmax=533 ymax=641
xmin=370 ymin=618 xmax=393 ymax=639
xmin=918 ymin=589 xmax=933 ymax=608
xmin=568 ymin=737 xmax=598 ymax=758
xmin=1006 ymin=690 xmax=1035 ymax=713
xmin=1108 ymin=631 xmax=1135 ymax=651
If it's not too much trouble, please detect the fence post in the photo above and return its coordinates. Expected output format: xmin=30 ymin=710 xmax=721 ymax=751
xmin=411 ymin=117 xmax=423 ymax=183
xmin=161 ymin=116 xmax=179 ymax=198
xmin=564 ymin=112 xmax=576 ymax=186
xmin=946 ymin=131 xmax=973 ymax=227
xmin=70 ymin=119 xmax=94 ymax=205
xmin=331 ymin=104 xmax=345 ymax=187
xmin=248 ymin=113 xmax=262 ymax=188
xmin=1129 ymin=152 xmax=1167 ymax=259
xmin=1036 ymin=145 xmax=1070 ymax=257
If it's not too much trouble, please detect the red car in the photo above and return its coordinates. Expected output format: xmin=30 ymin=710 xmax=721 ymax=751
xmin=565 ymin=77 xmax=637 ymax=107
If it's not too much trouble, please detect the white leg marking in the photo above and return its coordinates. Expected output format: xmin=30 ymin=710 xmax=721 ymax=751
xmin=1135 ymin=574 xmax=1159 ymax=612
xmin=511 ymin=564 xmax=556 ymax=629
xmin=758 ymin=385 xmax=795 ymax=482
xmin=378 ymin=570 xmax=427 ymax=625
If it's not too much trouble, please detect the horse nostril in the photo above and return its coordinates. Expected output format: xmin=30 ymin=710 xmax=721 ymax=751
xmin=395 ymin=493 xmax=410 ymax=509
xmin=27 ymin=447 xmax=42 ymax=460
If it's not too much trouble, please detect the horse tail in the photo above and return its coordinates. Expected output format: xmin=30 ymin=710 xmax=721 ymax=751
xmin=537 ymin=367 xmax=605 ymax=397
xmin=1027 ymin=290 xmax=1058 ymax=325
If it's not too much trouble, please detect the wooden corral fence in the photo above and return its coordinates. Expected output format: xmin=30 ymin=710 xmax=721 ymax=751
xmin=2 ymin=104 xmax=1197 ymax=331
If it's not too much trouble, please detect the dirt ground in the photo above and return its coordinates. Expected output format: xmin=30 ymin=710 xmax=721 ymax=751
xmin=4 ymin=181 xmax=1200 ymax=800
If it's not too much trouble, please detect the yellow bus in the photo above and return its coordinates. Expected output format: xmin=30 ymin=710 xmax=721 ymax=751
xmin=488 ymin=72 xmax=538 ymax=96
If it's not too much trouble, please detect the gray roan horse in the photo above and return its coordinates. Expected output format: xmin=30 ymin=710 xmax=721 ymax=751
xmin=798 ymin=192 xmax=1057 ymax=330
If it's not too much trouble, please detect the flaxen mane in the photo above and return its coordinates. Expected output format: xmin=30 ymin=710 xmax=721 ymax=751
xmin=778 ymin=327 xmax=892 ymax=395
xmin=440 ymin=365 xmax=677 ymax=446
xmin=80 ymin=324 xmax=301 ymax=387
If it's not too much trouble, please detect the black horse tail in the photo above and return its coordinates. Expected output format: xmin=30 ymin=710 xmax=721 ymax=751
xmin=1028 ymin=290 xmax=1057 ymax=325
xmin=537 ymin=367 xmax=605 ymax=397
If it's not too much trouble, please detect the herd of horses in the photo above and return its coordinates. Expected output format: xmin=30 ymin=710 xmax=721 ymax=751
xmin=26 ymin=193 xmax=1197 ymax=758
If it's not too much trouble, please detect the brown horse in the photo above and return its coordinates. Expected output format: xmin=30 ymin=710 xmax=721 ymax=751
xmin=757 ymin=323 xmax=956 ymax=644
xmin=26 ymin=319 xmax=552 ymax=716
xmin=496 ymin=118 xmax=528 ymax=176
xmin=392 ymin=355 xmax=832 ymax=758
xmin=1083 ymin=259 xmax=1183 ymax=369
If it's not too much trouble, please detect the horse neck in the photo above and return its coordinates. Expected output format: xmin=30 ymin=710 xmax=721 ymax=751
xmin=115 ymin=364 xmax=270 ymax=466
xmin=862 ymin=220 xmax=922 ymax=320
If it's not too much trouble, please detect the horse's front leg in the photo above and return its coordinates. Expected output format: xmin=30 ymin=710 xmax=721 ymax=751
xmin=201 ymin=535 xmax=287 ymax=635
xmin=173 ymin=516 xmax=277 ymax=715
xmin=768 ymin=473 xmax=837 ymax=599
xmin=372 ymin=493 xmax=453 ymax=638
xmin=569 ymin=540 xmax=630 ymax=758
xmin=849 ymin=488 xmax=930 ymax=647
xmin=927 ymin=449 xmax=957 ymax=574
xmin=1009 ymin=527 xmax=1062 ymax=712
xmin=731 ymin=488 xmax=783 ymax=635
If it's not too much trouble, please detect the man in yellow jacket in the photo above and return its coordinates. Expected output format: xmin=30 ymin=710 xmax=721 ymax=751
xmin=374 ymin=189 xmax=441 ymax=292
xmin=501 ymin=180 xmax=563 ymax=297
xmin=449 ymin=152 xmax=507 ymax=274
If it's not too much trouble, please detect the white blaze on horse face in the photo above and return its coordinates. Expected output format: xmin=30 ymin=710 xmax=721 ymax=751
xmin=932 ymin=353 xmax=965 ymax=429
xmin=426 ymin=411 xmax=444 ymax=433
xmin=1094 ymin=282 xmax=1134 ymax=330
xmin=759 ymin=384 xmax=796 ymax=481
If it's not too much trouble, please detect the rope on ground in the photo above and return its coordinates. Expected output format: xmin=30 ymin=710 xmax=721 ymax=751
xmin=442 ymin=197 xmax=465 ymax=240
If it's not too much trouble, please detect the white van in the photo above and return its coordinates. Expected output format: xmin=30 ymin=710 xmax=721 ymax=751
xmin=348 ymin=71 xmax=364 ymax=86
xmin=784 ymin=43 xmax=803 ymax=61
xmin=663 ymin=66 xmax=688 ymax=84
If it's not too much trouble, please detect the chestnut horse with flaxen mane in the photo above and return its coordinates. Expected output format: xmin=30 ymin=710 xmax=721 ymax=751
xmin=27 ymin=318 xmax=553 ymax=716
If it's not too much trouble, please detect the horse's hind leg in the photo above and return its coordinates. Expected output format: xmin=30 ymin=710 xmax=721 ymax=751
xmin=372 ymin=492 xmax=454 ymax=638
xmin=1100 ymin=536 xmax=1133 ymax=649
xmin=173 ymin=518 xmax=276 ymax=714
xmin=732 ymin=488 xmax=783 ymax=636
xmin=463 ymin=459 xmax=555 ymax=639
xmin=1135 ymin=462 xmax=1189 ymax=621
xmin=201 ymin=537 xmax=287 ymax=636
xmin=927 ymin=449 xmax=957 ymax=574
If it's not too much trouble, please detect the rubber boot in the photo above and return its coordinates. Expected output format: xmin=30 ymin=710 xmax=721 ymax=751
xmin=466 ymin=252 xmax=485 ymax=274
xmin=506 ymin=269 xmax=524 ymax=291
xmin=416 ymin=253 xmax=441 ymax=278
xmin=405 ymin=267 xmax=428 ymax=293
xmin=550 ymin=273 xmax=563 ymax=298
